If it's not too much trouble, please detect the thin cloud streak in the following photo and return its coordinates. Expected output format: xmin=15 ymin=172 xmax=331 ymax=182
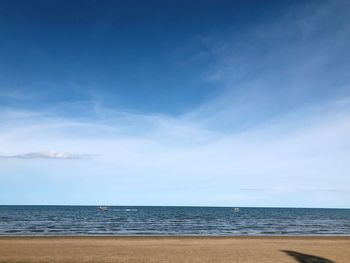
xmin=0 ymin=150 xmax=89 ymax=160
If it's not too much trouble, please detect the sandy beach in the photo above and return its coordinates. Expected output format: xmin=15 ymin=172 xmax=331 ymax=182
xmin=0 ymin=236 xmax=349 ymax=263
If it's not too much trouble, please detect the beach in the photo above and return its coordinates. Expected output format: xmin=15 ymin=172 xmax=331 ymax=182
xmin=0 ymin=236 xmax=349 ymax=263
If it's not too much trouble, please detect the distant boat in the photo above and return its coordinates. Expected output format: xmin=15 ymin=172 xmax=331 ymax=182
xmin=96 ymin=206 xmax=108 ymax=212
xmin=233 ymin=208 xmax=240 ymax=213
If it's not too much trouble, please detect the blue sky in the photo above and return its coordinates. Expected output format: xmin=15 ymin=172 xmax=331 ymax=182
xmin=0 ymin=0 xmax=350 ymax=207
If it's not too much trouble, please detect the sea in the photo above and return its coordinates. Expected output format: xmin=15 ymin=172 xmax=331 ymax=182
xmin=0 ymin=206 xmax=349 ymax=236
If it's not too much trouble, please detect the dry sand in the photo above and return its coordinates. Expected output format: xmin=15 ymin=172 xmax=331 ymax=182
xmin=0 ymin=236 xmax=349 ymax=263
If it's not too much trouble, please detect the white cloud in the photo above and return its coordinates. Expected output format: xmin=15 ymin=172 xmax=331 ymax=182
xmin=0 ymin=150 xmax=87 ymax=160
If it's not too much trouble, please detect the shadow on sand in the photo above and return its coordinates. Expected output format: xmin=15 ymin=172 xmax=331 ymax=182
xmin=281 ymin=250 xmax=335 ymax=263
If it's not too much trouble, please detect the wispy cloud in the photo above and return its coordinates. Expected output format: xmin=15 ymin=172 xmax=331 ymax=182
xmin=0 ymin=97 xmax=349 ymax=206
xmin=185 ymin=1 xmax=350 ymax=133
xmin=0 ymin=150 xmax=88 ymax=160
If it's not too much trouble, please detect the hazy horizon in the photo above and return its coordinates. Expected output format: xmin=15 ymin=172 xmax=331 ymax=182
xmin=1 ymin=205 xmax=350 ymax=209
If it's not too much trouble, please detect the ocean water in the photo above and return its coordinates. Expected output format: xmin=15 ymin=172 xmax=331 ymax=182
xmin=0 ymin=206 xmax=349 ymax=236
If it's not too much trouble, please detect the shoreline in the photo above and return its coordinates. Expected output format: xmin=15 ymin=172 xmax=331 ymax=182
xmin=1 ymin=234 xmax=350 ymax=238
xmin=1 ymin=236 xmax=349 ymax=262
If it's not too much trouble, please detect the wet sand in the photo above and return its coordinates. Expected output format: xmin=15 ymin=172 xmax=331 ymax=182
xmin=0 ymin=236 xmax=349 ymax=263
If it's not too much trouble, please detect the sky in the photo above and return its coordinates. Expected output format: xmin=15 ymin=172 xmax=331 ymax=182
xmin=0 ymin=0 xmax=350 ymax=207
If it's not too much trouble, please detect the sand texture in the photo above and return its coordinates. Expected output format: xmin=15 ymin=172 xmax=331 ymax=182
xmin=0 ymin=236 xmax=349 ymax=263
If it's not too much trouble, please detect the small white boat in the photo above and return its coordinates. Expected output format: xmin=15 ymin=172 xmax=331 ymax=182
xmin=233 ymin=207 xmax=240 ymax=213
xmin=96 ymin=206 xmax=108 ymax=212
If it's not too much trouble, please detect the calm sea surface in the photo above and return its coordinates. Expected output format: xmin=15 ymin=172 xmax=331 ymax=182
xmin=0 ymin=206 xmax=349 ymax=235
